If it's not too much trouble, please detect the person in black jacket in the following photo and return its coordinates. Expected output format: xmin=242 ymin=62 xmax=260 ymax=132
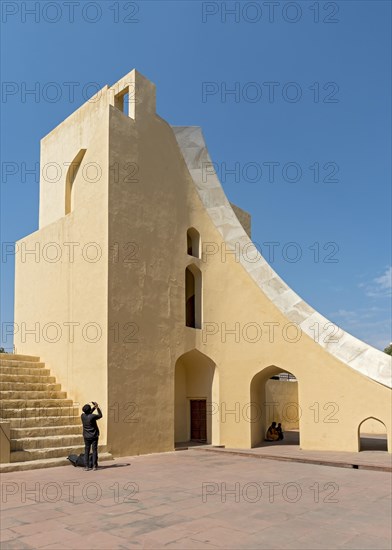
xmin=81 ymin=402 xmax=102 ymax=471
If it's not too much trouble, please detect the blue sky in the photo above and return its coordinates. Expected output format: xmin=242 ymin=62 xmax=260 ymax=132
xmin=1 ymin=0 xmax=391 ymax=350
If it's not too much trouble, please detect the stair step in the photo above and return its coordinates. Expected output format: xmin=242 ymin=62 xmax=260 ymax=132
xmin=0 ymin=398 xmax=73 ymax=409
xmin=0 ymin=353 xmax=107 ymax=469
xmin=0 ymin=354 xmax=112 ymax=473
xmin=11 ymin=444 xmax=108 ymax=462
xmin=11 ymin=434 xmax=84 ymax=451
xmin=0 ymin=366 xmax=51 ymax=376
xmin=0 ymin=382 xmax=61 ymax=391
xmin=0 ymin=374 xmax=56 ymax=383
xmin=0 ymin=360 xmax=45 ymax=368
xmin=0 ymin=390 xmax=67 ymax=400
xmin=0 ymin=406 xmax=81 ymax=419
xmin=0 ymin=354 xmax=40 ymax=363
xmin=0 ymin=452 xmax=113 ymax=473
xmin=7 ymin=415 xmax=81 ymax=428
xmin=0 ymin=406 xmax=79 ymax=419
xmin=11 ymin=425 xmax=81 ymax=438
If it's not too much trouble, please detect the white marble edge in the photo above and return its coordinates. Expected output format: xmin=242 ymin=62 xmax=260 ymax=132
xmin=172 ymin=125 xmax=392 ymax=389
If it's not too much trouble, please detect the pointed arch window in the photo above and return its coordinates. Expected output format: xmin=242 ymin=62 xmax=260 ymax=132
xmin=187 ymin=228 xmax=201 ymax=258
xmin=185 ymin=265 xmax=202 ymax=329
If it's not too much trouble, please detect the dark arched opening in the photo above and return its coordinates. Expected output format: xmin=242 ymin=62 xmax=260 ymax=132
xmin=187 ymin=228 xmax=201 ymax=258
xmin=185 ymin=265 xmax=202 ymax=329
xmin=358 ymin=418 xmax=388 ymax=452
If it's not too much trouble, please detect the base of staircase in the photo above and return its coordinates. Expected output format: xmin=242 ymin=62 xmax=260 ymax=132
xmin=0 ymin=452 xmax=113 ymax=473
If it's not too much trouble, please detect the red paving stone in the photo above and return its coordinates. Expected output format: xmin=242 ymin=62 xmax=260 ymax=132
xmin=0 ymin=449 xmax=391 ymax=549
xmin=191 ymin=435 xmax=392 ymax=472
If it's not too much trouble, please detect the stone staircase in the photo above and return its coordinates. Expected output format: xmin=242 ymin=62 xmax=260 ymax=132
xmin=0 ymin=354 xmax=112 ymax=472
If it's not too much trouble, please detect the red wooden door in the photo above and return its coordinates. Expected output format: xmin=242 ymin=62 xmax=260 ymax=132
xmin=190 ymin=400 xmax=207 ymax=441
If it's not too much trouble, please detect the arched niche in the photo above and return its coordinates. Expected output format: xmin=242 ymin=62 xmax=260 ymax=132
xmin=65 ymin=149 xmax=87 ymax=215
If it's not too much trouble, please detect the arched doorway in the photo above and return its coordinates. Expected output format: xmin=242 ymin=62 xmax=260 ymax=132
xmin=250 ymin=365 xmax=299 ymax=448
xmin=358 ymin=417 xmax=388 ymax=452
xmin=174 ymin=349 xmax=219 ymax=446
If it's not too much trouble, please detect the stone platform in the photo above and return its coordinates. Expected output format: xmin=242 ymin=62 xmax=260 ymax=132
xmin=189 ymin=432 xmax=391 ymax=473
xmin=1 ymin=448 xmax=391 ymax=549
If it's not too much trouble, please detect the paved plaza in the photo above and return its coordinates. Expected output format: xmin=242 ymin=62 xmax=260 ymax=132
xmin=1 ymin=449 xmax=391 ymax=549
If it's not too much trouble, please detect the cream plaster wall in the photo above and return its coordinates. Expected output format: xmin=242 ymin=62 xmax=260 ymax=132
xmin=265 ymin=379 xmax=299 ymax=431
xmin=14 ymin=90 xmax=109 ymax=441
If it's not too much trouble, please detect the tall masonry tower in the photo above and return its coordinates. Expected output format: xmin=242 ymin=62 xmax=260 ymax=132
xmin=7 ymin=70 xmax=391 ymax=464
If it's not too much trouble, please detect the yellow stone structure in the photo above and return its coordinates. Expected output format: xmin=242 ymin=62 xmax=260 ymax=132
xmin=9 ymin=70 xmax=392 ymax=463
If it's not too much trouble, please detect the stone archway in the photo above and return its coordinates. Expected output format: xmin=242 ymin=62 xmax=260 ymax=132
xmin=250 ymin=365 xmax=299 ymax=448
xmin=174 ymin=349 xmax=219 ymax=446
xmin=358 ymin=417 xmax=388 ymax=452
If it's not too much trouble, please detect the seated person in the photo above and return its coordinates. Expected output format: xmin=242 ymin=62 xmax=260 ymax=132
xmin=265 ymin=422 xmax=279 ymax=441
xmin=276 ymin=422 xmax=284 ymax=440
